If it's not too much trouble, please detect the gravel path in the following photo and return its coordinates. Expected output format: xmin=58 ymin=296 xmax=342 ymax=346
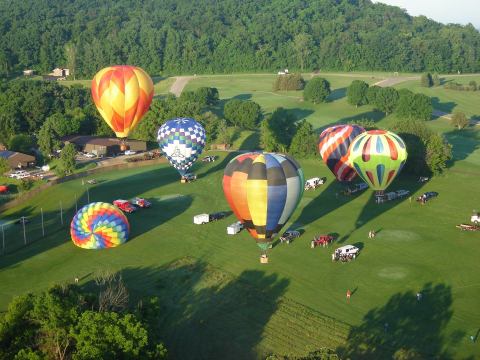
xmin=170 ymin=76 xmax=194 ymax=97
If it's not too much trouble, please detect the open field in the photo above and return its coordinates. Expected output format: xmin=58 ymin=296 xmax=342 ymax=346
xmin=0 ymin=145 xmax=479 ymax=358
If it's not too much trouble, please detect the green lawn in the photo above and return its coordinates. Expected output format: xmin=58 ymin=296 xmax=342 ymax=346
xmin=0 ymin=147 xmax=479 ymax=358
xmin=395 ymin=76 xmax=480 ymax=117
xmin=2 ymin=72 xmax=480 ymax=358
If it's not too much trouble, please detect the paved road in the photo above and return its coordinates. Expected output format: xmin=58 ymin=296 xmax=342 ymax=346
xmin=373 ymin=76 xmax=419 ymax=87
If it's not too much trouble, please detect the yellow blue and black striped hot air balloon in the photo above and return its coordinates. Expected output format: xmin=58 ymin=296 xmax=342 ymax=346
xmin=223 ymin=153 xmax=304 ymax=252
xmin=91 ymin=65 xmax=154 ymax=139
xmin=70 ymin=202 xmax=130 ymax=249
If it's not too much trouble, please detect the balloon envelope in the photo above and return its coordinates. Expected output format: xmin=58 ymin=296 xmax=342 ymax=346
xmin=70 ymin=202 xmax=130 ymax=249
xmin=348 ymin=130 xmax=407 ymax=191
xmin=157 ymin=118 xmax=206 ymax=176
xmin=223 ymin=153 xmax=304 ymax=249
xmin=318 ymin=124 xmax=365 ymax=182
xmin=91 ymin=65 xmax=154 ymax=138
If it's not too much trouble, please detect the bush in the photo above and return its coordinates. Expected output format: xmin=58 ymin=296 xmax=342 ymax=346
xmin=260 ymin=108 xmax=297 ymax=152
xmin=444 ymin=82 xmax=477 ymax=91
xmin=273 ymin=73 xmax=305 ymax=91
xmin=366 ymin=85 xmax=381 ymax=105
xmin=374 ymin=87 xmax=399 ymax=114
xmin=304 ymin=77 xmax=331 ymax=104
xmin=432 ymin=73 xmax=441 ymax=87
xmin=224 ymin=99 xmax=262 ymax=129
xmin=396 ymin=91 xmax=432 ymax=121
xmin=18 ymin=179 xmax=34 ymax=192
xmin=346 ymin=119 xmax=378 ymax=130
xmin=289 ymin=120 xmax=317 ymax=158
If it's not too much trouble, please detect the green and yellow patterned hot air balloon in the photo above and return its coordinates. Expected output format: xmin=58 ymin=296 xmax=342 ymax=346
xmin=348 ymin=130 xmax=407 ymax=191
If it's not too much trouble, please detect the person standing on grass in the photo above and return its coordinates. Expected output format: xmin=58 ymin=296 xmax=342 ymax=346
xmin=346 ymin=289 xmax=351 ymax=302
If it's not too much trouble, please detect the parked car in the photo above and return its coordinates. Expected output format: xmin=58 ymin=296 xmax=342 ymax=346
xmin=227 ymin=221 xmax=243 ymax=235
xmin=279 ymin=230 xmax=300 ymax=244
xmin=202 ymin=155 xmax=217 ymax=162
xmin=304 ymin=177 xmax=326 ymax=190
xmin=86 ymin=179 xmax=97 ymax=185
xmin=124 ymin=150 xmax=137 ymax=156
xmin=113 ymin=199 xmax=136 ymax=213
xmin=132 ymin=197 xmax=151 ymax=208
xmin=181 ymin=173 xmax=197 ymax=183
xmin=471 ymin=213 xmax=480 ymax=224
xmin=395 ymin=189 xmax=410 ymax=198
xmin=84 ymin=153 xmax=96 ymax=158
xmin=210 ymin=212 xmax=227 ymax=221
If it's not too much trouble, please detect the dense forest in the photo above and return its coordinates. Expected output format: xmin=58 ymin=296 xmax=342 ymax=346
xmin=1 ymin=0 xmax=480 ymax=77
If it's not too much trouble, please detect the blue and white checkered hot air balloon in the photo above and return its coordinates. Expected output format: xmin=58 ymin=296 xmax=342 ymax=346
xmin=157 ymin=118 xmax=206 ymax=176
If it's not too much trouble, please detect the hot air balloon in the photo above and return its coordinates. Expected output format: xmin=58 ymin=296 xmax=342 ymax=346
xmin=318 ymin=124 xmax=365 ymax=182
xmin=157 ymin=118 xmax=206 ymax=177
xmin=347 ymin=130 xmax=407 ymax=192
xmin=70 ymin=202 xmax=130 ymax=249
xmin=91 ymin=65 xmax=154 ymax=147
xmin=223 ymin=153 xmax=304 ymax=257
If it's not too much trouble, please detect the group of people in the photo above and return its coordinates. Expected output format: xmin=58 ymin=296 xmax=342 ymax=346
xmin=332 ymin=251 xmax=355 ymax=262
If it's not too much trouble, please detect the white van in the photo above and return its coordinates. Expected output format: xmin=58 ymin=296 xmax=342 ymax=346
xmin=193 ymin=214 xmax=210 ymax=225
xmin=227 ymin=221 xmax=243 ymax=235
xmin=335 ymin=245 xmax=359 ymax=256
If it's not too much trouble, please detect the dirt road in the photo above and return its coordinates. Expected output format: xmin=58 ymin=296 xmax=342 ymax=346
xmin=170 ymin=76 xmax=194 ymax=97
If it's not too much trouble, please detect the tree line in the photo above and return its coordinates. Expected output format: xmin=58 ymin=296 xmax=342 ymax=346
xmin=1 ymin=0 xmax=480 ymax=78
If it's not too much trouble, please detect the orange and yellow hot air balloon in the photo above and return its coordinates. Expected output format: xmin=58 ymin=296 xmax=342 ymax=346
xmin=91 ymin=65 xmax=154 ymax=139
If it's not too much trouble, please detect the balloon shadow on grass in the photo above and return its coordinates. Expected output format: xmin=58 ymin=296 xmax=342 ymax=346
xmin=337 ymin=283 xmax=462 ymax=359
xmin=89 ymin=257 xmax=289 ymax=360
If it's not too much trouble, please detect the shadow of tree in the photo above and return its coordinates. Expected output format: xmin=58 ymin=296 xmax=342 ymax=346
xmin=114 ymin=258 xmax=289 ymax=359
xmin=328 ymin=87 xmax=347 ymax=101
xmin=337 ymin=283 xmax=460 ymax=359
xmin=238 ymin=131 xmax=261 ymax=151
xmin=432 ymin=97 xmax=457 ymax=115
xmin=444 ymin=129 xmax=480 ymax=167
xmin=232 ymin=93 xmax=253 ymax=101
xmin=316 ymin=111 xmax=385 ymax=133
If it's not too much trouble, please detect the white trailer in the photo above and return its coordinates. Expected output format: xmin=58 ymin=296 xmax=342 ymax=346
xmin=227 ymin=221 xmax=243 ymax=235
xmin=193 ymin=213 xmax=210 ymax=224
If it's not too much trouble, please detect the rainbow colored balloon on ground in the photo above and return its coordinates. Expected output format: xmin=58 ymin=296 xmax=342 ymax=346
xmin=348 ymin=130 xmax=407 ymax=191
xmin=157 ymin=118 xmax=206 ymax=176
xmin=318 ymin=124 xmax=365 ymax=182
xmin=70 ymin=202 xmax=130 ymax=249
xmin=223 ymin=152 xmax=304 ymax=251
xmin=91 ymin=65 xmax=154 ymax=138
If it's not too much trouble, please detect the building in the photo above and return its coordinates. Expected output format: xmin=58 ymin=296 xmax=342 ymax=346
xmin=0 ymin=143 xmax=6 ymax=151
xmin=50 ymin=68 xmax=70 ymax=77
xmin=23 ymin=69 xmax=34 ymax=76
xmin=0 ymin=151 xmax=36 ymax=169
xmin=62 ymin=136 xmax=147 ymax=157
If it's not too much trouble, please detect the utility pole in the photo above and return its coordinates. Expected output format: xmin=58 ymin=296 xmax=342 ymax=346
xmin=41 ymin=208 xmax=45 ymax=237
xmin=60 ymin=202 xmax=64 ymax=226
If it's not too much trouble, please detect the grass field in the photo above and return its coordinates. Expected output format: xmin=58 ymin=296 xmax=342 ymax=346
xmin=395 ymin=75 xmax=480 ymax=117
xmin=0 ymin=147 xmax=479 ymax=358
xmin=2 ymin=72 xmax=480 ymax=358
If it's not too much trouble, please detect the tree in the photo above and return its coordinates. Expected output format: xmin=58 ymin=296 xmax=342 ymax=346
xmin=450 ymin=111 xmax=469 ymax=129
xmin=260 ymin=108 xmax=297 ymax=152
xmin=396 ymin=91 xmax=432 ymax=121
xmin=58 ymin=143 xmax=77 ymax=176
xmin=367 ymin=85 xmax=381 ymax=105
xmin=293 ymin=33 xmax=313 ymax=71
xmin=469 ymin=80 xmax=477 ymax=91
xmin=0 ymin=157 xmax=9 ymax=175
xmin=421 ymin=73 xmax=433 ymax=87
xmin=224 ymin=99 xmax=262 ymax=129
xmin=393 ymin=348 xmax=423 ymax=360
xmin=374 ymin=87 xmax=399 ymax=114
xmin=347 ymin=80 xmax=369 ymax=107
xmin=432 ymin=73 xmax=441 ymax=87
xmin=8 ymin=134 xmax=35 ymax=155
xmin=288 ymin=120 xmax=317 ymax=158
xmin=64 ymin=43 xmax=78 ymax=80
xmin=426 ymin=133 xmax=452 ymax=175
xmin=38 ymin=121 xmax=60 ymax=156
xmin=304 ymin=77 xmax=331 ymax=104
xmin=216 ymin=119 xmax=231 ymax=145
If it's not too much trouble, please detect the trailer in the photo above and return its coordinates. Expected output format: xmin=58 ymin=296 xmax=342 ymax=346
xmin=193 ymin=214 xmax=210 ymax=224
xmin=343 ymin=183 xmax=368 ymax=195
xmin=304 ymin=177 xmax=326 ymax=191
xmin=227 ymin=221 xmax=243 ymax=234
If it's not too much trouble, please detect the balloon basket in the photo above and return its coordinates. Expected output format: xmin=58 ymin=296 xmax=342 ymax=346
xmin=260 ymin=254 xmax=269 ymax=264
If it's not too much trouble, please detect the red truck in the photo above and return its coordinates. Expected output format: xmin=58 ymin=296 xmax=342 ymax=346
xmin=113 ymin=200 xmax=136 ymax=213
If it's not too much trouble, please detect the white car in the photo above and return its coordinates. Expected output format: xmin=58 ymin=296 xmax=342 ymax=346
xmin=124 ymin=150 xmax=136 ymax=156
xmin=194 ymin=214 xmax=210 ymax=225
xmin=84 ymin=153 xmax=96 ymax=158
xmin=181 ymin=173 xmax=197 ymax=183
xmin=472 ymin=213 xmax=480 ymax=224
xmin=335 ymin=245 xmax=360 ymax=256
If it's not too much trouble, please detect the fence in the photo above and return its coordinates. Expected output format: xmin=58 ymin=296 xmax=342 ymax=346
xmin=0 ymin=157 xmax=167 ymax=256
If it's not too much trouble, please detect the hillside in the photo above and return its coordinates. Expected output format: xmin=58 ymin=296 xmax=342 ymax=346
xmin=1 ymin=0 xmax=480 ymax=77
